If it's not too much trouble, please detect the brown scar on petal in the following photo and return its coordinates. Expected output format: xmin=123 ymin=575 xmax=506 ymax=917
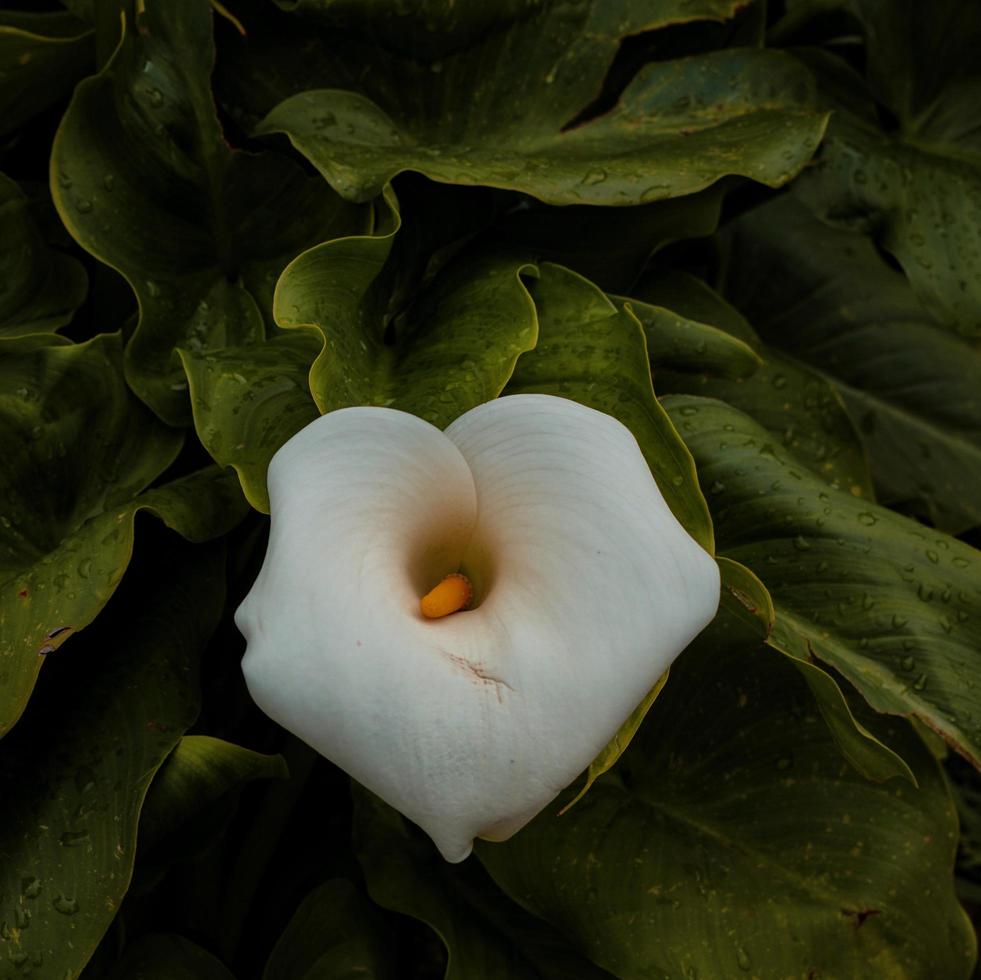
xmin=439 ymin=648 xmax=514 ymax=703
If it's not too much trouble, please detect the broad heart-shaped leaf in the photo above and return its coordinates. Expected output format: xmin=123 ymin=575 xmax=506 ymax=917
xmin=102 ymin=935 xmax=235 ymax=980
xmin=50 ymin=0 xmax=368 ymax=425
xmin=640 ymin=270 xmax=875 ymax=498
xmin=0 ymin=333 xmax=247 ymax=737
xmin=180 ymin=332 xmax=321 ymax=513
xmin=797 ymin=114 xmax=981 ymax=340
xmin=249 ymin=0 xmax=827 ymax=205
xmin=0 ymin=544 xmax=225 ymax=980
xmin=263 ymin=879 xmax=394 ymax=980
xmin=0 ymin=463 xmax=246 ymax=740
xmin=722 ymin=192 xmax=981 ymax=534
xmin=506 ymin=263 xmax=713 ymax=554
xmin=354 ymin=788 xmax=614 ymax=980
xmin=718 ymin=556 xmax=914 ymax=784
xmin=137 ymin=736 xmax=288 ymax=858
xmin=664 ymin=394 xmax=981 ymax=771
xmin=274 ymin=187 xmax=539 ymax=430
xmin=612 ymin=294 xmax=762 ymax=381
xmin=0 ymin=173 xmax=88 ymax=337
xmin=477 ymin=635 xmax=975 ymax=979
xmin=0 ymin=10 xmax=94 ymax=137
xmin=785 ymin=0 xmax=981 ymax=339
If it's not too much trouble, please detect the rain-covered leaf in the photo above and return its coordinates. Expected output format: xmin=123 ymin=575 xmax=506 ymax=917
xmin=263 ymin=878 xmax=393 ymax=980
xmin=723 ymin=192 xmax=981 ymax=533
xmin=0 ymin=10 xmax=94 ymax=137
xmin=717 ymin=556 xmax=914 ymax=784
xmin=479 ymin=632 xmax=974 ymax=979
xmin=252 ymin=2 xmax=826 ymax=205
xmin=645 ymin=271 xmax=875 ymax=497
xmin=665 ymin=394 xmax=981 ymax=771
xmin=104 ymin=934 xmax=235 ymax=980
xmin=790 ymin=0 xmax=981 ymax=338
xmin=355 ymin=789 xmax=614 ymax=980
xmin=275 ymin=187 xmax=538 ymax=429
xmin=0 ymin=333 xmax=247 ymax=738
xmin=0 ymin=544 xmax=226 ymax=979
xmin=50 ymin=0 xmax=368 ymax=424
xmin=180 ymin=332 xmax=321 ymax=513
xmin=614 ymin=293 xmax=762 ymax=380
xmin=0 ymin=172 xmax=87 ymax=337
xmin=507 ymin=262 xmax=714 ymax=552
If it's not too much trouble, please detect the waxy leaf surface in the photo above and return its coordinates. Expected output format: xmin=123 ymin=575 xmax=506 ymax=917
xmin=50 ymin=0 xmax=367 ymax=423
xmin=0 ymin=334 xmax=246 ymax=738
xmin=253 ymin=1 xmax=826 ymax=205
xmin=0 ymin=546 xmax=225 ymax=978
xmin=666 ymin=394 xmax=981 ymax=770
xmin=0 ymin=173 xmax=87 ymax=337
xmin=479 ymin=637 xmax=973 ymax=979
xmin=723 ymin=193 xmax=981 ymax=533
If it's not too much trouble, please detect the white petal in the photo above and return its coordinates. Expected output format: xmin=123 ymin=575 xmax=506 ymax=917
xmin=236 ymin=396 xmax=719 ymax=862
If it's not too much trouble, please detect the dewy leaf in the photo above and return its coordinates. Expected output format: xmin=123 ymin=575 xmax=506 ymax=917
xmin=50 ymin=0 xmax=368 ymax=424
xmin=507 ymin=263 xmax=714 ymax=553
xmin=613 ymin=294 xmax=763 ymax=380
xmin=354 ymin=788 xmax=614 ymax=980
xmin=0 ymin=544 xmax=225 ymax=979
xmin=0 ymin=173 xmax=87 ymax=337
xmin=787 ymin=0 xmax=981 ymax=338
xmin=263 ymin=878 xmax=393 ymax=980
xmin=642 ymin=271 xmax=875 ymax=499
xmin=179 ymin=332 xmax=322 ymax=514
xmin=717 ymin=556 xmax=915 ymax=784
xmin=477 ymin=637 xmax=975 ymax=980
xmin=274 ymin=187 xmax=539 ymax=430
xmin=254 ymin=2 xmax=827 ymax=205
xmin=0 ymin=334 xmax=247 ymax=738
xmin=0 ymin=9 xmax=94 ymax=137
xmin=664 ymin=394 xmax=981 ymax=771
xmin=723 ymin=193 xmax=981 ymax=534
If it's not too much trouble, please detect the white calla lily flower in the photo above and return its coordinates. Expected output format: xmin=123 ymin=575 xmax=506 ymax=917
xmin=235 ymin=394 xmax=719 ymax=862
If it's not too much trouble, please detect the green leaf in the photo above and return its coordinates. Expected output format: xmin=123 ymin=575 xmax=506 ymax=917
xmin=644 ymin=271 xmax=876 ymax=498
xmin=0 ymin=173 xmax=87 ymax=337
xmin=263 ymin=879 xmax=393 ymax=980
xmin=50 ymin=0 xmax=368 ymax=424
xmin=0 ymin=334 xmax=247 ymax=738
xmin=664 ymin=393 xmax=981 ymax=772
xmin=508 ymin=262 xmax=714 ymax=553
xmin=180 ymin=333 xmax=321 ymax=513
xmin=275 ymin=187 xmax=539 ymax=429
xmin=355 ymin=788 xmax=614 ymax=980
xmin=798 ymin=115 xmax=981 ymax=339
xmin=723 ymin=192 xmax=981 ymax=533
xmin=613 ymin=294 xmax=763 ymax=380
xmin=0 ymin=10 xmax=94 ymax=137
xmin=788 ymin=0 xmax=981 ymax=339
xmin=254 ymin=3 xmax=826 ymax=205
xmin=138 ymin=736 xmax=288 ymax=858
xmin=0 ymin=544 xmax=226 ymax=979
xmin=104 ymin=934 xmax=235 ymax=980
xmin=717 ymin=556 xmax=915 ymax=784
xmin=478 ymin=634 xmax=975 ymax=979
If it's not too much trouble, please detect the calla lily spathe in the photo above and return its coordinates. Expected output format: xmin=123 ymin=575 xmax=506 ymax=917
xmin=235 ymin=394 xmax=720 ymax=861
